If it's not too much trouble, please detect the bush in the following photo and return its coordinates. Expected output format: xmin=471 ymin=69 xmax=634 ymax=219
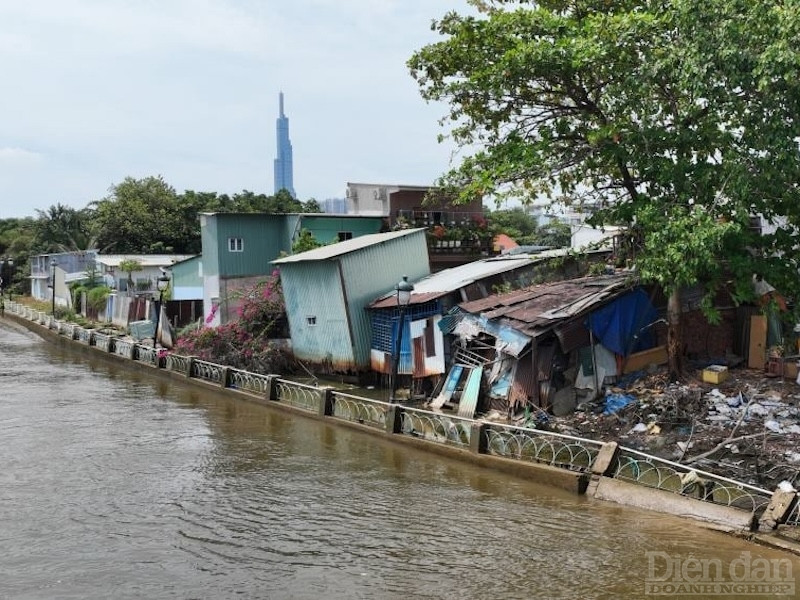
xmin=174 ymin=272 xmax=296 ymax=375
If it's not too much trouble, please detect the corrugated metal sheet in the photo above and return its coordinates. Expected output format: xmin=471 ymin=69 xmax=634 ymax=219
xmin=554 ymin=319 xmax=591 ymax=353
xmin=457 ymin=367 xmax=483 ymax=418
xmin=368 ymin=255 xmax=535 ymax=309
xmin=459 ymin=274 xmax=634 ymax=339
xmin=339 ymin=231 xmax=430 ymax=367
xmin=273 ymin=229 xmax=424 ymax=263
xmin=509 ymin=353 xmax=534 ymax=411
xmin=95 ymin=254 xmax=196 ymax=268
xmin=279 ymin=261 xmax=355 ymax=369
xmin=451 ymin=313 xmax=532 ymax=356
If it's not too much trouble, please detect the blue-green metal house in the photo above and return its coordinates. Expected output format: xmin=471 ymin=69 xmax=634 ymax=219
xmin=272 ymin=229 xmax=430 ymax=373
xmin=200 ymin=212 xmax=385 ymax=325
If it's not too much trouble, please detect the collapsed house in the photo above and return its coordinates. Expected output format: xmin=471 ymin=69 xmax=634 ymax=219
xmin=437 ymin=273 xmax=665 ymax=418
xmin=366 ymin=249 xmax=612 ymax=398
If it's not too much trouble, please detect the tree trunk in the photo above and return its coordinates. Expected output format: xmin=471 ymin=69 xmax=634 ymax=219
xmin=667 ymin=287 xmax=683 ymax=380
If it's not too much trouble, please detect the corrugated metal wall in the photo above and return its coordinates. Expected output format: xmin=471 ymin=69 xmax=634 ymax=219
xmin=215 ymin=215 xmax=288 ymax=277
xmin=279 ymin=261 xmax=354 ymax=369
xmin=301 ymin=215 xmax=385 ymax=244
xmin=339 ymin=230 xmax=430 ymax=367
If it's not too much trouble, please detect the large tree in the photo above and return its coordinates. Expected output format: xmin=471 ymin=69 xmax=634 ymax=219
xmin=33 ymin=203 xmax=97 ymax=253
xmin=409 ymin=0 xmax=800 ymax=375
xmin=92 ymin=176 xmax=187 ymax=254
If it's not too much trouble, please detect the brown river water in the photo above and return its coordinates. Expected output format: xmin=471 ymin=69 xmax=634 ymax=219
xmin=1 ymin=319 xmax=798 ymax=599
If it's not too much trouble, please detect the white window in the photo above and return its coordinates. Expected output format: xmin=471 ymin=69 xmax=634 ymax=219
xmin=228 ymin=237 xmax=244 ymax=252
xmin=306 ymin=316 xmax=317 ymax=326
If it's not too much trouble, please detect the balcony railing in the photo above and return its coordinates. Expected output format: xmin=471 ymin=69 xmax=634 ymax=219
xmin=396 ymin=209 xmax=484 ymax=227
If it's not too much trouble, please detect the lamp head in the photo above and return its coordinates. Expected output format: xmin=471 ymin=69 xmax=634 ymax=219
xmin=157 ymin=274 xmax=170 ymax=292
xmin=395 ymin=275 xmax=414 ymax=307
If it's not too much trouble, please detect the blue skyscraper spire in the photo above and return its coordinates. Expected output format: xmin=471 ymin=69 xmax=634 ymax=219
xmin=273 ymin=91 xmax=296 ymax=198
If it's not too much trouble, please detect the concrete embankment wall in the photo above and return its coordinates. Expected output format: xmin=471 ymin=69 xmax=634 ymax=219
xmin=5 ymin=304 xmax=800 ymax=556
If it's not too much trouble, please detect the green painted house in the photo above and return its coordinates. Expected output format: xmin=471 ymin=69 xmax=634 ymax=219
xmin=200 ymin=212 xmax=385 ymax=325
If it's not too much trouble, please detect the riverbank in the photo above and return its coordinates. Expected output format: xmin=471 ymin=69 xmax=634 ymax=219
xmin=546 ymin=368 xmax=800 ymax=491
xmin=5 ymin=301 xmax=800 ymax=558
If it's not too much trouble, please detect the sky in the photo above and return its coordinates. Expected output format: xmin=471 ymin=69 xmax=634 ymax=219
xmin=0 ymin=0 xmax=472 ymax=219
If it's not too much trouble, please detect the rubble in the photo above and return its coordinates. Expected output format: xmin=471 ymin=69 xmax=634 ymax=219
xmin=549 ymin=366 xmax=800 ymax=491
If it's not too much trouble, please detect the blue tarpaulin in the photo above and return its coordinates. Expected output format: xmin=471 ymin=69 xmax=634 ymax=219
xmin=587 ymin=289 xmax=658 ymax=357
xmin=603 ymin=393 xmax=636 ymax=415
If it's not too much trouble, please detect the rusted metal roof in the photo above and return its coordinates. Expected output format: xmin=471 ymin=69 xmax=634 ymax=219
xmin=458 ymin=273 xmax=636 ymax=338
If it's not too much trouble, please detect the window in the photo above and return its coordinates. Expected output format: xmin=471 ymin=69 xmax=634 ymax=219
xmin=306 ymin=316 xmax=317 ymax=326
xmin=228 ymin=237 xmax=244 ymax=252
xmin=338 ymin=231 xmax=353 ymax=241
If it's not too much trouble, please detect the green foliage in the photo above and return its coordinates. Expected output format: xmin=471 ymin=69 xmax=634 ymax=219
xmin=492 ymin=282 xmax=513 ymax=294
xmin=292 ymin=229 xmax=323 ymax=253
xmin=32 ymin=204 xmax=97 ymax=253
xmin=118 ymin=258 xmax=142 ymax=274
xmin=92 ymin=176 xmax=184 ymax=254
xmin=86 ymin=285 xmax=111 ymax=315
xmin=409 ymin=0 xmax=800 ymax=319
xmin=118 ymin=258 xmax=143 ymax=292
xmin=174 ymin=272 xmax=294 ymax=374
xmin=302 ymin=198 xmax=322 ymax=213
xmin=485 ymin=207 xmax=571 ymax=247
xmin=13 ymin=176 xmax=321 ymax=258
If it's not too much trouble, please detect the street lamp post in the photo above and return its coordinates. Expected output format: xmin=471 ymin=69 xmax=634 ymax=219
xmin=153 ymin=273 xmax=170 ymax=347
xmin=50 ymin=259 xmax=57 ymax=316
xmin=390 ymin=275 xmax=414 ymax=403
xmin=0 ymin=256 xmax=9 ymax=297
xmin=4 ymin=257 xmax=13 ymax=298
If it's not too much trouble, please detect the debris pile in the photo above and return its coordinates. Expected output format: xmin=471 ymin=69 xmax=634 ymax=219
xmin=550 ymin=368 xmax=800 ymax=490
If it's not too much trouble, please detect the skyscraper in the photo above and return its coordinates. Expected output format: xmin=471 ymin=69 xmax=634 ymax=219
xmin=273 ymin=92 xmax=296 ymax=198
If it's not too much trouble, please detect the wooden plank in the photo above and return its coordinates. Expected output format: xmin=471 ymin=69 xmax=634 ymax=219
xmin=623 ymin=345 xmax=668 ymax=374
xmin=748 ymin=315 xmax=767 ymax=370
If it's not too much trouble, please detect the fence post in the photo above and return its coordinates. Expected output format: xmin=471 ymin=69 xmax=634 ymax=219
xmin=587 ymin=441 xmax=620 ymax=497
xmin=220 ymin=367 xmax=231 ymax=389
xmin=265 ymin=376 xmax=278 ymax=401
xmin=185 ymin=357 xmax=195 ymax=378
xmin=758 ymin=488 xmax=798 ymax=532
xmin=319 ymin=387 xmax=334 ymax=417
xmin=591 ymin=441 xmax=620 ymax=477
xmin=470 ymin=422 xmax=487 ymax=455
xmin=385 ymin=405 xmax=403 ymax=434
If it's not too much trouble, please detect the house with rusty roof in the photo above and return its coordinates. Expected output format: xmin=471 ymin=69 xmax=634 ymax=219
xmin=366 ymin=248 xmax=613 ymax=403
xmin=437 ymin=272 xmax=666 ymax=418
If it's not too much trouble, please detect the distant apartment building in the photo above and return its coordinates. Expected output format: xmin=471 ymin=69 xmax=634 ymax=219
xmin=322 ymin=197 xmax=348 ymax=214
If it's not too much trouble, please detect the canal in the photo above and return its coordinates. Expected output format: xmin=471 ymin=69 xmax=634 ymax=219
xmin=1 ymin=320 xmax=797 ymax=599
